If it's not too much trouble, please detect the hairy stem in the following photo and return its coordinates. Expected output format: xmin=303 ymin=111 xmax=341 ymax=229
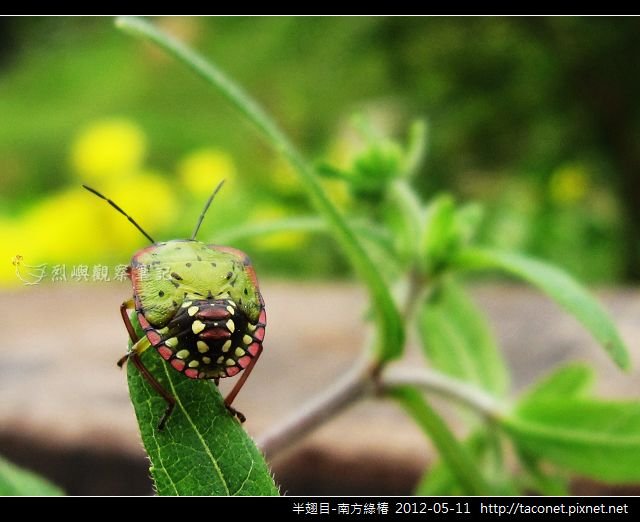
xmin=257 ymin=356 xmax=375 ymax=459
xmin=381 ymin=367 xmax=504 ymax=421
xmin=257 ymin=363 xmax=504 ymax=458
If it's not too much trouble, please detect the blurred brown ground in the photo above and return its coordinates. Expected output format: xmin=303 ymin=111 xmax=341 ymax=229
xmin=1 ymin=282 xmax=639 ymax=495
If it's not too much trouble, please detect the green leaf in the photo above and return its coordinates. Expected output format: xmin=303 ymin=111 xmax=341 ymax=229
xmin=510 ymin=364 xmax=629 ymax=489
xmin=385 ymin=180 xmax=424 ymax=265
xmin=453 ymin=247 xmax=630 ymax=370
xmin=416 ymin=455 xmax=466 ymax=496
xmin=419 ymin=278 xmax=509 ymax=396
xmin=0 ymin=455 xmax=64 ymax=496
xmin=504 ymin=398 xmax=640 ymax=483
xmin=518 ymin=363 xmax=595 ymax=406
xmin=456 ymin=203 xmax=484 ymax=245
xmin=418 ymin=429 xmax=529 ymax=496
xmin=127 ymin=320 xmax=279 ymax=496
xmin=400 ymin=120 xmax=428 ymax=179
xmin=389 ymin=385 xmax=491 ymax=495
xmin=516 ymin=447 xmax=570 ymax=496
xmin=351 ymin=139 xmax=404 ymax=193
xmin=416 ymin=431 xmax=489 ymax=495
xmin=421 ymin=194 xmax=457 ymax=275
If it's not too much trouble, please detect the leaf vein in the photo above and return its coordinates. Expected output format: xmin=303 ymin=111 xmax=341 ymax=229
xmin=161 ymin=363 xmax=230 ymax=495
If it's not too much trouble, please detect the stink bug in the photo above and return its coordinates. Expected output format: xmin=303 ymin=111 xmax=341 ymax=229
xmin=83 ymin=181 xmax=265 ymax=429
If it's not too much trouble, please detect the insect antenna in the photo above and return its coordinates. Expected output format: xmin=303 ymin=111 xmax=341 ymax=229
xmin=191 ymin=179 xmax=226 ymax=240
xmin=82 ymin=185 xmax=155 ymax=244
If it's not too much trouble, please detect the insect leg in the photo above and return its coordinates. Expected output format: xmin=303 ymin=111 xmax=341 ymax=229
xmin=118 ymin=299 xmax=139 ymax=368
xmin=130 ymin=353 xmax=176 ymax=430
xmin=223 ymin=343 xmax=263 ymax=423
xmin=120 ymin=299 xmax=139 ymax=342
xmin=119 ymin=302 xmax=173 ymax=429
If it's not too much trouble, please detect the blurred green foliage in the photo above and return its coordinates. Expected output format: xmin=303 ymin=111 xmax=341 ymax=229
xmin=1 ymin=17 xmax=637 ymax=285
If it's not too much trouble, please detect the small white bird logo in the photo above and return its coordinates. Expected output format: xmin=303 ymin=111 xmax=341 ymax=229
xmin=12 ymin=255 xmax=48 ymax=285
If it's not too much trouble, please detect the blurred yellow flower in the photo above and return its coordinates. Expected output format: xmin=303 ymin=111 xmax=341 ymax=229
xmin=178 ymin=148 xmax=236 ymax=196
xmin=5 ymin=172 xmax=178 ymax=287
xmin=97 ymin=171 xmax=179 ymax=250
xmin=0 ymin=190 xmax=108 ymax=287
xmin=549 ymin=164 xmax=589 ymax=205
xmin=71 ymin=118 xmax=147 ymax=182
xmin=20 ymin=188 xmax=109 ymax=263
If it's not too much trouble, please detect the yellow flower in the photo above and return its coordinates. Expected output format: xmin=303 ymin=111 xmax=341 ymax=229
xmin=13 ymin=173 xmax=177 ymax=276
xmin=96 ymin=171 xmax=179 ymax=251
xmin=71 ymin=118 xmax=147 ymax=183
xmin=178 ymin=148 xmax=236 ymax=197
xmin=20 ymin=188 xmax=108 ymax=263
xmin=549 ymin=164 xmax=589 ymax=205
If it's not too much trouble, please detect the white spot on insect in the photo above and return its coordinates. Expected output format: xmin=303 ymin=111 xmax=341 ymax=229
xmin=226 ymin=319 xmax=235 ymax=333
xmin=222 ymin=340 xmax=232 ymax=352
xmin=235 ymin=347 xmax=245 ymax=357
xmin=165 ymin=337 xmax=178 ymax=348
xmin=197 ymin=340 xmax=209 ymax=353
xmin=188 ymin=360 xmax=200 ymax=368
xmin=181 ymin=301 xmax=193 ymax=308
xmin=176 ymin=349 xmax=190 ymax=359
xmin=188 ymin=306 xmax=198 ymax=317
xmin=226 ymin=358 xmax=235 ymax=366
xmin=192 ymin=320 xmax=205 ymax=334
xmin=247 ymin=323 xmax=256 ymax=332
xmin=158 ymin=326 xmax=169 ymax=334
xmin=226 ymin=305 xmax=235 ymax=315
xmin=217 ymin=356 xmax=224 ymax=364
xmin=202 ymin=356 xmax=211 ymax=364
xmin=242 ymin=334 xmax=252 ymax=345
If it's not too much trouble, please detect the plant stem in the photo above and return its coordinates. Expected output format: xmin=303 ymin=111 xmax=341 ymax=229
xmin=402 ymin=120 xmax=428 ymax=179
xmin=387 ymin=385 xmax=491 ymax=495
xmin=215 ymin=215 xmax=393 ymax=252
xmin=115 ymin=16 xmax=404 ymax=363
xmin=381 ymin=367 xmax=504 ymax=421
xmin=257 ymin=356 xmax=375 ymax=459
xmin=257 ymin=362 xmax=504 ymax=459
xmin=401 ymin=268 xmax=429 ymax=321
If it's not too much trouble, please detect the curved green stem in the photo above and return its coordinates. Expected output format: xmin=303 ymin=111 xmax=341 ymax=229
xmin=387 ymin=385 xmax=491 ymax=495
xmin=382 ymin=367 xmax=504 ymax=421
xmin=116 ymin=16 xmax=404 ymax=362
xmin=215 ymin=215 xmax=393 ymax=253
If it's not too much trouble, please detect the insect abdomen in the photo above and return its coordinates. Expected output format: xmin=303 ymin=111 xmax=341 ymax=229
xmin=137 ymin=297 xmax=266 ymax=379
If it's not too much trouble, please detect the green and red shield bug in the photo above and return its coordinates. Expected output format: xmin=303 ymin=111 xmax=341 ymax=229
xmin=83 ymin=181 xmax=265 ymax=430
